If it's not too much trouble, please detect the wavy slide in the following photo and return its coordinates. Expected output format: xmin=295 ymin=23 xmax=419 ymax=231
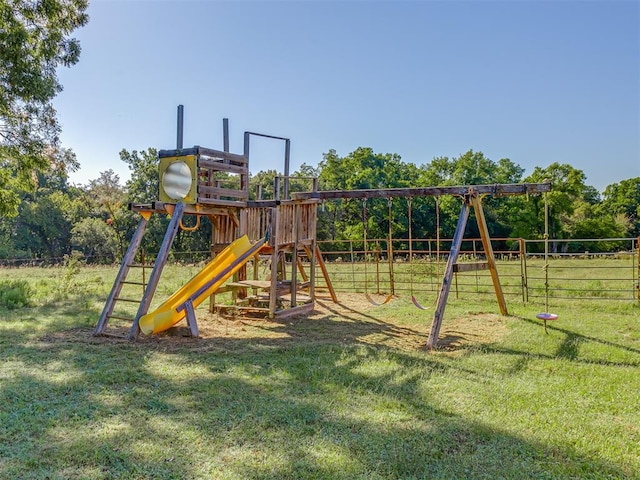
xmin=139 ymin=235 xmax=263 ymax=335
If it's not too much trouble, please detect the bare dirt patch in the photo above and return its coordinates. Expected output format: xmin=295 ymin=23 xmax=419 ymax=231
xmin=41 ymin=293 xmax=507 ymax=353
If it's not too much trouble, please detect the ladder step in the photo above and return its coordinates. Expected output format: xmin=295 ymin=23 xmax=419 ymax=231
xmin=113 ymin=297 xmax=141 ymax=303
xmin=120 ymin=281 xmax=146 ymax=286
xmin=98 ymin=333 xmax=128 ymax=339
xmin=126 ymin=263 xmax=153 ymax=268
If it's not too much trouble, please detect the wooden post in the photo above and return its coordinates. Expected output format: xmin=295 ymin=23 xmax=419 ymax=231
xmin=184 ymin=300 xmax=199 ymax=337
xmin=223 ymin=118 xmax=229 ymax=152
xmin=307 ymin=202 xmax=318 ymax=302
xmin=176 ymin=105 xmax=184 ymax=149
xmin=290 ymin=203 xmax=299 ymax=307
xmin=237 ymin=206 xmax=249 ymax=299
xmin=636 ymin=235 xmax=640 ymax=300
xmin=388 ymin=198 xmax=395 ymax=295
xmin=284 ymin=139 xmax=291 ymax=200
xmin=269 ymin=207 xmax=279 ymax=318
xmin=470 ymin=194 xmax=507 ymax=315
xmin=519 ymin=237 xmax=528 ymax=303
xmin=128 ymin=202 xmax=185 ymax=340
xmin=375 ymin=240 xmax=381 ymax=294
xmin=427 ymin=198 xmax=471 ymax=349
xmin=309 ymin=204 xmax=317 ymax=302
xmin=316 ymin=246 xmax=337 ymax=302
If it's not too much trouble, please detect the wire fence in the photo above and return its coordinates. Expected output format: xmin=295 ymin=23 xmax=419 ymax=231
xmin=313 ymin=237 xmax=639 ymax=303
xmin=1 ymin=237 xmax=638 ymax=303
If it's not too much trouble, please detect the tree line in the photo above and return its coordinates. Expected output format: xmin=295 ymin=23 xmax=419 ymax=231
xmin=0 ymin=146 xmax=638 ymax=263
xmin=1 ymin=1 xmax=638 ymax=263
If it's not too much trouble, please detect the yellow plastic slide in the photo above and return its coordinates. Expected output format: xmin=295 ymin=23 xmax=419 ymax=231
xmin=139 ymin=235 xmax=258 ymax=335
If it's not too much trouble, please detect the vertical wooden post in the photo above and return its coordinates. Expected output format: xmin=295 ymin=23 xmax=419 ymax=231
xmin=375 ymin=240 xmax=381 ymax=294
xmin=470 ymin=195 xmax=507 ymax=315
xmin=387 ymin=198 xmax=395 ymax=295
xmin=519 ymin=237 xmax=528 ymax=303
xmin=223 ymin=118 xmax=229 ymax=152
xmin=128 ymin=202 xmax=185 ymax=340
xmin=176 ymin=105 xmax=184 ymax=149
xmin=290 ymin=203 xmax=299 ymax=307
xmin=427 ymin=198 xmax=471 ymax=349
xmin=284 ymin=139 xmax=291 ymax=200
xmin=636 ymin=236 xmax=640 ymax=301
xmin=309 ymin=203 xmax=317 ymax=302
xmin=184 ymin=300 xmax=199 ymax=337
xmin=269 ymin=206 xmax=279 ymax=318
xmin=237 ymin=206 xmax=248 ymax=298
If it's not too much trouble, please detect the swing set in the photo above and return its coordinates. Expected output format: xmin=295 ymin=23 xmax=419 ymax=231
xmin=361 ymin=195 xmax=440 ymax=309
xmin=292 ymin=182 xmax=553 ymax=348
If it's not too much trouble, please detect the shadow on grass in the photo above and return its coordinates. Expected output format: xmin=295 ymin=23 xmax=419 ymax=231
xmin=504 ymin=316 xmax=640 ymax=367
xmin=1 ymin=339 xmax=635 ymax=479
xmin=1 ymin=302 xmax=638 ymax=479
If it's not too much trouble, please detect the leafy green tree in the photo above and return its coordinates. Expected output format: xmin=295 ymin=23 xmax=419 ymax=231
xmin=289 ymin=163 xmax=320 ymax=195
xmin=250 ymin=169 xmax=278 ymax=200
xmin=71 ymin=217 xmax=118 ymax=263
xmin=86 ymin=170 xmax=129 ymax=255
xmin=0 ymin=148 xmax=84 ymax=259
xmin=117 ymin=148 xmax=164 ymax=253
xmin=601 ymin=177 xmax=640 ymax=236
xmin=0 ymin=0 xmax=88 ymax=217
xmin=564 ymin=201 xmax=630 ymax=252
xmin=516 ymin=162 xmax=604 ymax=251
xmin=317 ymin=147 xmax=415 ymax=242
xmin=419 ymin=150 xmax=526 ymax=240
xmin=120 ymin=148 xmax=158 ymax=203
xmin=250 ymin=164 xmax=321 ymax=200
xmin=527 ymin=163 xmax=585 ymax=236
xmin=11 ymin=175 xmax=88 ymax=259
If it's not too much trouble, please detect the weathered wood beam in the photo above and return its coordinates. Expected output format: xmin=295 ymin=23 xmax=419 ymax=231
xmin=290 ymin=183 xmax=551 ymax=201
xmin=129 ymin=202 xmax=232 ymax=217
xmin=159 ymin=146 xmax=248 ymax=165
xmin=198 ymin=158 xmax=247 ymax=174
xmin=453 ymin=262 xmax=490 ymax=273
xmin=198 ymin=185 xmax=249 ymax=200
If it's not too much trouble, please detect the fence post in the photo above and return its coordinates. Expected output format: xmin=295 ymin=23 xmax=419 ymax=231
xmin=519 ymin=238 xmax=528 ymax=303
xmin=637 ymin=236 xmax=639 ymax=301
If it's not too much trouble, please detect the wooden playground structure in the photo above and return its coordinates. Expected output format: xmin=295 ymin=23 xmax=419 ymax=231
xmin=94 ymin=106 xmax=550 ymax=348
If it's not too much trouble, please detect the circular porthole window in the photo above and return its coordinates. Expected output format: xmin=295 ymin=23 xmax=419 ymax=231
xmin=161 ymin=161 xmax=193 ymax=200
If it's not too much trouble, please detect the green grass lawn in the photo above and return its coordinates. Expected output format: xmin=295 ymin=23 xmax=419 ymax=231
xmin=0 ymin=264 xmax=639 ymax=479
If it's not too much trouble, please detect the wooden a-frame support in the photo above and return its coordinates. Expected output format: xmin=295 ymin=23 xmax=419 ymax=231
xmin=426 ymin=190 xmax=507 ymax=349
xmin=128 ymin=202 xmax=185 ymax=340
xmin=94 ymin=203 xmax=186 ymax=340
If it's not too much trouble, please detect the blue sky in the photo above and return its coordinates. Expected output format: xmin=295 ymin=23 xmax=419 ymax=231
xmin=55 ymin=0 xmax=639 ymax=192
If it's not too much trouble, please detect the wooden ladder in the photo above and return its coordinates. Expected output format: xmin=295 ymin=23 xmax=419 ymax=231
xmin=93 ymin=212 xmax=152 ymax=337
xmin=94 ymin=203 xmax=186 ymax=340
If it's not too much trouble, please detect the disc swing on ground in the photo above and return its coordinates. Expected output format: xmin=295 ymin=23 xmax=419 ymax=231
xmin=536 ymin=191 xmax=558 ymax=333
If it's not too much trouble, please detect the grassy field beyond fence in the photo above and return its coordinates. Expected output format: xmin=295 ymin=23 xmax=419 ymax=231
xmin=0 ymin=264 xmax=639 ymax=479
xmin=317 ymin=237 xmax=639 ymax=302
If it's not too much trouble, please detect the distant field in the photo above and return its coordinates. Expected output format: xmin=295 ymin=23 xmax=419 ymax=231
xmin=318 ymin=255 xmax=639 ymax=302
xmin=0 ymin=264 xmax=639 ymax=479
